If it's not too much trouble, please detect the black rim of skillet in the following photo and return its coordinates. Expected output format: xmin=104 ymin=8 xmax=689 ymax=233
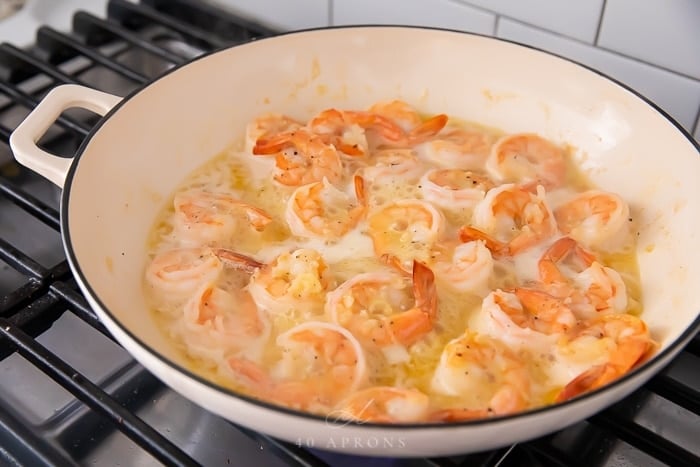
xmin=59 ymin=25 xmax=700 ymax=430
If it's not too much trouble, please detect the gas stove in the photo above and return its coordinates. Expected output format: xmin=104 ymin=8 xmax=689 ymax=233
xmin=0 ymin=1 xmax=698 ymax=466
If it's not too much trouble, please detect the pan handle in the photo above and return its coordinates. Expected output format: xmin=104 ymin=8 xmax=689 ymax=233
xmin=9 ymin=84 xmax=122 ymax=188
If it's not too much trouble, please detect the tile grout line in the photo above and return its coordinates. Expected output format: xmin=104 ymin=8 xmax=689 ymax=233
xmin=446 ymin=0 xmax=500 ymax=17
xmin=327 ymin=0 xmax=333 ymax=26
xmin=502 ymin=17 xmax=700 ymax=83
xmin=593 ymin=0 xmax=608 ymax=45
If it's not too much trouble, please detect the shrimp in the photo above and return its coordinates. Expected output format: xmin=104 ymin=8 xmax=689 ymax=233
xmin=573 ymin=263 xmax=628 ymax=318
xmin=467 ymin=183 xmax=557 ymax=255
xmin=245 ymin=113 xmax=302 ymax=153
xmin=332 ymin=386 xmax=430 ymax=423
xmin=555 ymin=314 xmax=654 ymax=402
xmin=538 ymin=237 xmax=628 ymax=318
xmin=419 ymin=168 xmax=495 ymax=212
xmin=248 ymin=248 xmax=334 ymax=317
xmin=538 ymin=236 xmax=597 ymax=285
xmin=308 ymin=108 xmax=375 ymax=157
xmin=431 ymin=331 xmax=530 ymax=415
xmin=415 ymin=127 xmax=495 ymax=170
xmin=225 ymin=322 xmax=367 ymax=412
xmin=173 ymin=190 xmax=272 ymax=246
xmin=470 ymin=289 xmax=574 ymax=351
xmin=285 ymin=175 xmax=366 ymax=240
xmin=176 ymin=283 xmax=270 ymax=364
xmin=554 ymin=190 xmax=631 ymax=252
xmin=367 ymin=100 xmax=449 ymax=147
xmin=325 ymin=261 xmax=437 ymax=363
xmin=361 ymin=148 xmax=424 ymax=184
xmin=432 ymin=241 xmax=494 ymax=297
xmin=252 ymin=128 xmax=343 ymax=186
xmin=368 ymin=100 xmax=423 ymax=132
xmin=367 ymin=199 xmax=445 ymax=267
xmin=512 ymin=288 xmax=578 ymax=334
xmin=145 ymin=247 xmax=262 ymax=311
xmin=485 ymin=133 xmax=566 ymax=190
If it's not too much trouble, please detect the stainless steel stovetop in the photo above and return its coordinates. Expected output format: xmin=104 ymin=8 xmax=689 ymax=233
xmin=0 ymin=1 xmax=698 ymax=466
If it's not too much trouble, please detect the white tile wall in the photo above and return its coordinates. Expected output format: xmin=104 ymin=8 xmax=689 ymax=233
xmin=461 ymin=0 xmax=605 ymax=42
xmin=331 ymin=0 xmax=495 ymax=34
xmin=597 ymin=0 xmax=700 ymax=79
xmin=496 ymin=18 xmax=700 ymax=131
xmin=210 ymin=0 xmax=700 ymax=140
xmin=207 ymin=0 xmax=330 ymax=30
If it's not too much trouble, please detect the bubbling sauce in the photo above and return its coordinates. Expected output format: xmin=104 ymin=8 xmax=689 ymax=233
xmin=144 ymin=100 xmax=651 ymax=423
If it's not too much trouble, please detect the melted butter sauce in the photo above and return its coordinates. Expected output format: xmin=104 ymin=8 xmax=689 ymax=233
xmin=144 ymin=114 xmax=643 ymax=418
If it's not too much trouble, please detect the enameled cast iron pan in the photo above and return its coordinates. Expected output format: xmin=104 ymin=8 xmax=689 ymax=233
xmin=10 ymin=26 xmax=700 ymax=457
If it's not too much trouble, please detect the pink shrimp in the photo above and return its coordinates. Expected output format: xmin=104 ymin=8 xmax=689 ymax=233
xmin=225 ymin=322 xmax=367 ymax=412
xmin=252 ymin=128 xmax=343 ymax=186
xmin=486 ymin=133 xmax=566 ymax=190
xmin=173 ymin=190 xmax=272 ymax=246
xmin=325 ymin=261 xmax=438 ymax=362
xmin=556 ymin=314 xmax=655 ymax=402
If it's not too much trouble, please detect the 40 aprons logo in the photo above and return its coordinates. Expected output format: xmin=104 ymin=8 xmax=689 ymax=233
xmin=295 ymin=399 xmax=408 ymax=450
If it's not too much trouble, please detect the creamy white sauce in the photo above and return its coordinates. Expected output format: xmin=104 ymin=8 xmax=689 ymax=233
xmin=145 ymin=107 xmax=645 ymax=419
xmin=256 ymin=227 xmax=375 ymax=265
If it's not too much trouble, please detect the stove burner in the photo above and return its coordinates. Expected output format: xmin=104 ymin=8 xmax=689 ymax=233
xmin=0 ymin=1 xmax=698 ymax=466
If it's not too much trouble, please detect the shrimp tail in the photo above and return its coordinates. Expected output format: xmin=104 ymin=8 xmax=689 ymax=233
xmin=539 ymin=237 xmax=596 ymax=283
xmin=413 ymin=260 xmax=437 ymax=318
xmin=241 ymin=205 xmax=273 ymax=231
xmin=407 ymin=114 xmax=449 ymax=144
xmin=555 ymin=363 xmax=618 ymax=402
xmin=213 ymin=249 xmax=264 ymax=273
xmin=252 ymin=132 xmax=293 ymax=155
xmin=353 ymin=174 xmax=367 ymax=208
xmin=459 ymin=226 xmax=508 ymax=256
xmin=391 ymin=308 xmax=433 ymax=347
xmin=388 ymin=261 xmax=437 ymax=347
xmin=379 ymin=253 xmax=412 ymax=275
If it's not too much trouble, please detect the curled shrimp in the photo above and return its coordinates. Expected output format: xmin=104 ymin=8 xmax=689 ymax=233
xmin=539 ymin=237 xmax=628 ymax=318
xmin=416 ymin=127 xmax=495 ymax=170
xmin=361 ymin=148 xmax=424 ymax=184
xmin=145 ymin=247 xmax=262 ymax=311
xmin=225 ymin=322 xmax=367 ymax=412
xmin=432 ymin=241 xmax=494 ymax=296
xmin=325 ymin=261 xmax=437 ymax=363
xmin=285 ymin=175 xmax=366 ymax=240
xmin=176 ymin=283 xmax=270 ymax=364
xmin=554 ymin=190 xmax=631 ymax=252
xmin=485 ymin=133 xmax=566 ymax=190
xmin=173 ymin=190 xmax=272 ymax=246
xmin=368 ymin=100 xmax=449 ymax=147
xmin=245 ymin=113 xmax=302 ymax=153
xmin=465 ymin=183 xmax=557 ymax=255
xmin=367 ymin=199 xmax=445 ymax=267
xmin=470 ymin=289 xmax=575 ymax=351
xmin=308 ymin=108 xmax=376 ymax=157
xmin=369 ymin=100 xmax=424 ymax=132
xmin=248 ymin=248 xmax=334 ymax=317
xmin=419 ymin=168 xmax=495 ymax=213
xmin=332 ymin=386 xmax=430 ymax=423
xmin=252 ymin=128 xmax=343 ymax=186
xmin=555 ymin=314 xmax=654 ymax=402
xmin=431 ymin=330 xmax=530 ymax=416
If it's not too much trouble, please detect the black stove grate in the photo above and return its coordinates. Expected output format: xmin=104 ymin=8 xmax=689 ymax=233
xmin=0 ymin=1 xmax=698 ymax=466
